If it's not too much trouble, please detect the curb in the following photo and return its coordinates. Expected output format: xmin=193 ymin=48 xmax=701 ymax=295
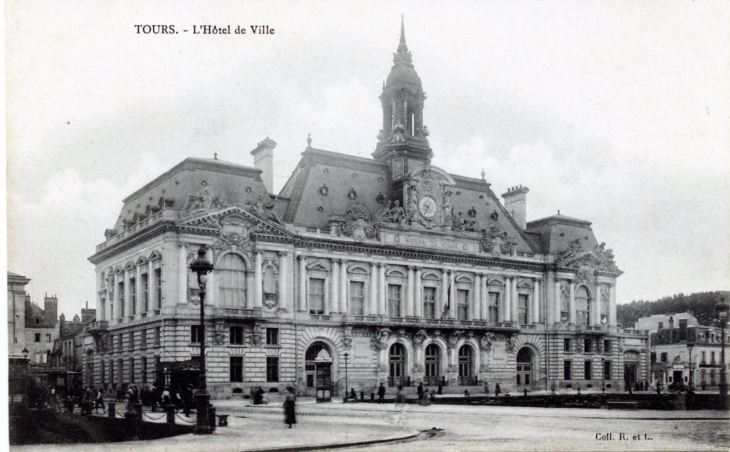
xmin=240 ymin=430 xmax=421 ymax=452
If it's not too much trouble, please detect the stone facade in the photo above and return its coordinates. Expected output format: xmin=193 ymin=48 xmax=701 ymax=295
xmin=83 ymin=21 xmax=648 ymax=398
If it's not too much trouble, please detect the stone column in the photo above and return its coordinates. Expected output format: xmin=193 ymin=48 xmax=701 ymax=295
xmin=441 ymin=270 xmax=449 ymax=317
xmin=340 ymin=260 xmax=348 ymax=314
xmin=112 ymin=272 xmax=120 ymax=320
xmin=449 ymin=271 xmax=456 ymax=319
xmin=554 ymin=281 xmax=561 ymax=325
xmin=369 ymin=263 xmax=378 ymax=316
xmin=406 ymin=267 xmax=414 ymax=317
xmin=298 ymin=254 xmax=307 ymax=312
xmin=503 ymin=277 xmax=511 ymax=322
xmin=532 ymin=280 xmax=540 ymax=324
xmin=472 ymin=274 xmax=480 ymax=321
xmin=593 ymin=285 xmax=602 ymax=327
xmin=480 ymin=275 xmax=487 ymax=321
xmin=278 ymin=251 xmax=287 ymax=312
xmin=178 ymin=243 xmax=188 ymax=305
xmin=254 ymin=251 xmax=263 ymax=308
xmin=330 ymin=260 xmax=339 ymax=314
xmin=148 ymin=261 xmax=154 ymax=311
xmin=609 ymin=284 xmax=617 ymax=327
xmin=511 ymin=278 xmax=518 ymax=323
xmin=205 ymin=247 xmax=215 ymax=307
xmin=569 ymin=282 xmax=576 ymax=325
xmin=414 ymin=268 xmax=422 ymax=318
xmin=379 ymin=264 xmax=386 ymax=316
xmin=135 ymin=265 xmax=141 ymax=317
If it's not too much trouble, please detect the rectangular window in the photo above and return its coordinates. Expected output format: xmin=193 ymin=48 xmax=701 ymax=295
xmin=118 ymin=334 xmax=123 ymax=351
xmin=603 ymin=360 xmax=611 ymax=380
xmin=564 ymin=338 xmax=571 ymax=352
xmin=140 ymin=329 xmax=147 ymax=349
xmin=388 ymin=284 xmax=402 ymax=318
xmin=584 ymin=338 xmax=592 ymax=353
xmin=141 ymin=358 xmax=147 ymax=384
xmin=129 ymin=357 xmax=135 ymax=383
xmin=191 ymin=325 xmax=201 ymax=343
xmin=564 ymin=360 xmax=572 ymax=380
xmin=142 ymin=273 xmax=149 ymax=312
xmin=119 ymin=281 xmax=125 ymax=318
xmin=34 ymin=333 xmax=40 ymax=342
xmin=584 ymin=361 xmax=592 ymax=380
xmin=129 ymin=331 xmax=135 ymax=351
xmin=130 ymin=277 xmax=137 ymax=315
xmin=46 ymin=333 xmax=51 ymax=342
xmin=230 ymin=326 xmax=244 ymax=345
xmin=309 ymin=278 xmax=325 ymax=314
xmin=488 ymin=291 xmax=500 ymax=322
xmin=101 ymin=361 xmax=106 ymax=384
xmin=423 ymin=287 xmax=436 ymax=319
xmin=118 ymin=358 xmax=124 ymax=383
xmin=661 ymin=352 xmax=668 ymax=363
xmin=154 ymin=327 xmax=161 ymax=346
xmin=701 ymin=351 xmax=706 ymax=364
xmin=110 ymin=360 xmax=114 ymax=384
xmin=518 ymin=293 xmax=530 ymax=324
xmin=603 ymin=340 xmax=611 ymax=353
xmin=154 ymin=268 xmax=162 ymax=309
xmin=266 ymin=357 xmax=279 ymax=382
xmin=456 ymin=289 xmax=469 ymax=321
xmin=266 ymin=328 xmax=279 ymax=346
xmin=658 ymin=322 xmax=663 ymax=329
xmin=349 ymin=281 xmax=365 ymax=316
xmin=711 ymin=352 xmax=716 ymax=364
xmin=230 ymin=357 xmax=243 ymax=382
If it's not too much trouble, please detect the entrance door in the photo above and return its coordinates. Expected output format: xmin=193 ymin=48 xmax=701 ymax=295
xmin=673 ymin=370 xmax=683 ymax=389
xmin=458 ymin=345 xmax=475 ymax=386
xmin=516 ymin=348 xmax=532 ymax=388
xmin=624 ymin=363 xmax=637 ymax=390
xmin=424 ymin=344 xmax=441 ymax=386
xmin=315 ymin=363 xmax=332 ymax=402
xmin=389 ymin=343 xmax=406 ymax=387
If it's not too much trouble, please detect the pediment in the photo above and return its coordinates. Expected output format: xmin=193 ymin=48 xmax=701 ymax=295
xmin=306 ymin=260 xmax=331 ymax=272
xmin=558 ymin=250 xmax=620 ymax=274
xmin=407 ymin=165 xmax=456 ymax=186
xmin=178 ymin=206 xmax=293 ymax=239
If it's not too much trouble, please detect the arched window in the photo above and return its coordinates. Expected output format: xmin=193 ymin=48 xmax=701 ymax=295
xmin=575 ymin=286 xmax=591 ymax=326
xmin=305 ymin=342 xmax=330 ymax=389
xmin=424 ymin=344 xmax=441 ymax=386
xmin=389 ymin=343 xmax=406 ymax=387
xmin=458 ymin=345 xmax=474 ymax=385
xmin=218 ymin=254 xmax=247 ymax=307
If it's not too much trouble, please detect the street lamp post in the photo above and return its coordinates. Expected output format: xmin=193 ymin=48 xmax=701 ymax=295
xmin=601 ymin=357 xmax=606 ymax=394
xmin=190 ymin=246 xmax=214 ymax=435
xmin=344 ymin=352 xmax=349 ymax=400
xmin=687 ymin=338 xmax=695 ymax=391
xmin=716 ymin=299 xmax=729 ymax=409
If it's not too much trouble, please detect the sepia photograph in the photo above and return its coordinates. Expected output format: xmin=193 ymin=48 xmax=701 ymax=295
xmin=4 ymin=1 xmax=730 ymax=451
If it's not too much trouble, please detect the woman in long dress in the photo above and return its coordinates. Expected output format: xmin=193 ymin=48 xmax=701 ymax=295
xmin=284 ymin=386 xmax=297 ymax=428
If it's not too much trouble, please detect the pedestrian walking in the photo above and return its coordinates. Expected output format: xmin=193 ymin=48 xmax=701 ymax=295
xmin=437 ymin=384 xmax=443 ymax=395
xmin=95 ymin=387 xmax=105 ymax=413
xmin=495 ymin=383 xmax=501 ymax=397
xmin=377 ymin=383 xmax=386 ymax=403
xmin=161 ymin=386 xmax=171 ymax=406
xmin=283 ymin=386 xmax=297 ymax=428
xmin=150 ymin=383 xmax=158 ymax=412
xmin=417 ymin=382 xmax=424 ymax=400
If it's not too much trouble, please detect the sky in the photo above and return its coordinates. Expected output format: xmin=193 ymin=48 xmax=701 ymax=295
xmin=5 ymin=0 xmax=730 ymax=320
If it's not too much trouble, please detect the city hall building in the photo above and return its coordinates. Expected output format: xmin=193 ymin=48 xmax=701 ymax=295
xmin=84 ymin=22 xmax=647 ymax=398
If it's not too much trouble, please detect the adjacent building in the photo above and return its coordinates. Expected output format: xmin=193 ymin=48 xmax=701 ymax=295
xmin=84 ymin=21 xmax=648 ymax=398
xmin=644 ymin=314 xmax=730 ymax=390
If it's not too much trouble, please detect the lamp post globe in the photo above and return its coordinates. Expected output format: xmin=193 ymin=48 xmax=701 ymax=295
xmin=715 ymin=299 xmax=729 ymax=408
xmin=189 ymin=246 xmax=214 ymax=434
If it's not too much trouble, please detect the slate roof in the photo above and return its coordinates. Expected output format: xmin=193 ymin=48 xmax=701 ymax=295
xmin=526 ymin=213 xmax=598 ymax=255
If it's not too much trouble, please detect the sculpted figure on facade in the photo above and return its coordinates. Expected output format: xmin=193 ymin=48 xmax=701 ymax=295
xmin=246 ymin=194 xmax=282 ymax=224
xmin=336 ymin=203 xmax=379 ymax=241
xmin=480 ymin=332 xmax=495 ymax=354
xmin=441 ymin=189 xmax=453 ymax=228
xmin=413 ymin=329 xmax=428 ymax=347
xmin=379 ymin=200 xmax=406 ymax=226
xmin=480 ymin=219 xmax=517 ymax=256
xmin=556 ymin=238 xmax=583 ymax=263
xmin=371 ymin=328 xmax=392 ymax=351
xmin=183 ymin=187 xmax=226 ymax=216
xmin=406 ymin=184 xmax=419 ymax=225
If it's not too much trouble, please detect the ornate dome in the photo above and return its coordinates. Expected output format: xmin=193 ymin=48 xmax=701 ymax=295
xmin=385 ymin=17 xmax=422 ymax=89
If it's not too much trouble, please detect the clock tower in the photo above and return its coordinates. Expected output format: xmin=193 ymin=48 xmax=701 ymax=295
xmin=373 ymin=17 xmax=434 ymax=179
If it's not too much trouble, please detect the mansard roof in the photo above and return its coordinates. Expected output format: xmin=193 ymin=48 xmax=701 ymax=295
xmin=113 ymin=157 xmax=270 ymax=232
xmin=526 ymin=213 xmax=597 ymax=255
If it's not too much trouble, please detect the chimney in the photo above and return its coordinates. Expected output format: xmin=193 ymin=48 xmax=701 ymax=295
xmin=44 ymin=294 xmax=58 ymax=325
xmin=81 ymin=307 xmax=96 ymax=324
xmin=251 ymin=137 xmax=277 ymax=193
xmin=501 ymin=185 xmax=529 ymax=229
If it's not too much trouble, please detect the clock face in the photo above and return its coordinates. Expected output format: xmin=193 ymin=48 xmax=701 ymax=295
xmin=418 ymin=196 xmax=438 ymax=219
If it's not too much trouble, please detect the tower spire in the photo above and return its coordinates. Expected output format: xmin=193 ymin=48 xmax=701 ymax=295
xmin=400 ymin=15 xmax=406 ymax=46
xmin=394 ymin=15 xmax=412 ymax=65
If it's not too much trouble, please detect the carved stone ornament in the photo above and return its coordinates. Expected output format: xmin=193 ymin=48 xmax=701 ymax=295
xmin=413 ymin=329 xmax=428 ymax=347
xmin=370 ymin=328 xmax=392 ymax=351
xmin=505 ymin=340 xmax=516 ymax=354
xmin=480 ymin=332 xmax=496 ymax=353
xmin=336 ymin=203 xmax=380 ymax=241
xmin=343 ymin=337 xmax=353 ymax=350
xmin=183 ymin=188 xmax=226 ymax=216
xmin=392 ymin=122 xmax=407 ymax=142
xmin=480 ymin=220 xmax=517 ymax=256
xmin=575 ymin=266 xmax=597 ymax=287
xmin=447 ymin=330 xmax=464 ymax=350
xmin=374 ymin=200 xmax=406 ymax=227
xmin=105 ymin=272 xmax=115 ymax=298
xmin=245 ymin=194 xmax=282 ymax=224
xmin=556 ymin=240 xmax=620 ymax=273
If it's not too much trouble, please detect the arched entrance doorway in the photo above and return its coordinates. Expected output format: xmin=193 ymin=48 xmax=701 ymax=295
xmin=305 ymin=342 xmax=334 ymax=400
xmin=516 ymin=347 xmax=533 ymax=388
xmin=424 ymin=344 xmax=442 ymax=386
xmin=458 ymin=345 xmax=475 ymax=386
xmin=389 ymin=343 xmax=406 ymax=387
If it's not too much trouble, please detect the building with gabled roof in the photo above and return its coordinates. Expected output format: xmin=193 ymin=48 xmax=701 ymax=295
xmin=84 ymin=19 xmax=647 ymax=398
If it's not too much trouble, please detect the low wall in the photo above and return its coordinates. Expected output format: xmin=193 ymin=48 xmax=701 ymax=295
xmin=9 ymin=408 xmax=193 ymax=445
